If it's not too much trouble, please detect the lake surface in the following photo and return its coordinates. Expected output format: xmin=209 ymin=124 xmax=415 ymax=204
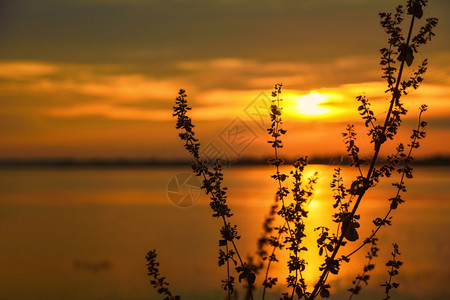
xmin=0 ymin=165 xmax=449 ymax=300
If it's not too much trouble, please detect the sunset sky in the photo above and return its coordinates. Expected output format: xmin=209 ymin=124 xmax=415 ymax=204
xmin=1 ymin=0 xmax=449 ymax=161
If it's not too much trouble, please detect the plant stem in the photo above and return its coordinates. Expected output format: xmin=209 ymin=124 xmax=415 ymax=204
xmin=226 ymin=241 xmax=231 ymax=300
xmin=346 ymin=107 xmax=425 ymax=259
xmin=186 ymin=136 xmax=254 ymax=300
xmin=272 ymin=90 xmax=302 ymax=299
xmin=262 ymin=220 xmax=287 ymax=300
xmin=348 ymin=258 xmax=372 ymax=300
xmin=308 ymin=14 xmax=416 ymax=300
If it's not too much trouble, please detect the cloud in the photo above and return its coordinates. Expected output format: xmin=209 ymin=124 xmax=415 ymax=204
xmin=71 ymin=75 xmax=184 ymax=101
xmin=175 ymin=54 xmax=450 ymax=93
xmin=176 ymin=56 xmax=385 ymax=92
xmin=0 ymin=62 xmax=188 ymax=104
xmin=1 ymin=58 xmax=448 ymax=128
xmin=0 ymin=62 xmax=58 ymax=79
xmin=44 ymin=104 xmax=170 ymax=121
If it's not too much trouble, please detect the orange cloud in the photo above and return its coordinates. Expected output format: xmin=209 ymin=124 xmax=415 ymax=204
xmin=44 ymin=104 xmax=170 ymax=121
xmin=0 ymin=61 xmax=58 ymax=79
xmin=7 ymin=76 xmax=185 ymax=102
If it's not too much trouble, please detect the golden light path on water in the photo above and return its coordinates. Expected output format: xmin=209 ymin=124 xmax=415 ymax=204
xmin=225 ymin=165 xmax=361 ymax=287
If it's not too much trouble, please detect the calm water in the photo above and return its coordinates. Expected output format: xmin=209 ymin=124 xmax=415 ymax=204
xmin=0 ymin=165 xmax=449 ymax=300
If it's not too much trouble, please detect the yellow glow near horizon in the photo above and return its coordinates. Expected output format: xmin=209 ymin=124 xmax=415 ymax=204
xmin=296 ymin=91 xmax=330 ymax=116
xmin=280 ymin=89 xmax=352 ymax=121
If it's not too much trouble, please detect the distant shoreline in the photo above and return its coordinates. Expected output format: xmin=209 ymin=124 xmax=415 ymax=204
xmin=0 ymin=156 xmax=449 ymax=169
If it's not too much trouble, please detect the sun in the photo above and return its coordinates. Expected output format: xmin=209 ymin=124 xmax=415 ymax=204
xmin=282 ymin=90 xmax=342 ymax=120
xmin=296 ymin=91 xmax=330 ymax=116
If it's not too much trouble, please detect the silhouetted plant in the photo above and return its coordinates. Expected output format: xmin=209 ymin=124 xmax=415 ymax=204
xmin=348 ymin=238 xmax=379 ymax=298
xmin=146 ymin=250 xmax=180 ymax=300
xmin=306 ymin=0 xmax=436 ymax=297
xmin=172 ymin=89 xmax=256 ymax=300
xmin=148 ymin=0 xmax=437 ymax=299
xmin=262 ymin=85 xmax=319 ymax=299
xmin=381 ymin=244 xmax=403 ymax=300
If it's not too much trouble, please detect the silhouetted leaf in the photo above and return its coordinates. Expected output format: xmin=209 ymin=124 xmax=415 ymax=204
xmin=247 ymin=272 xmax=256 ymax=285
xmin=408 ymin=1 xmax=423 ymax=19
xmin=344 ymin=221 xmax=359 ymax=242
xmin=320 ymin=287 xmax=330 ymax=298
xmin=398 ymin=44 xmax=414 ymax=66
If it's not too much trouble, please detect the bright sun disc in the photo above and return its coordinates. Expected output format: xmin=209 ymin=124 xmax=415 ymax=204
xmin=296 ymin=92 xmax=329 ymax=116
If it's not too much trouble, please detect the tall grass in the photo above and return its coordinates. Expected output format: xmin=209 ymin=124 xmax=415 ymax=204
xmin=147 ymin=0 xmax=438 ymax=299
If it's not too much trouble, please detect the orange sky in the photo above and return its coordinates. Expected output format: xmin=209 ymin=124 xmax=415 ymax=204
xmin=0 ymin=0 xmax=449 ymax=160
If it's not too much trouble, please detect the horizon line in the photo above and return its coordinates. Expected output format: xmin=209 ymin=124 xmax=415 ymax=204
xmin=0 ymin=155 xmax=449 ymax=168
